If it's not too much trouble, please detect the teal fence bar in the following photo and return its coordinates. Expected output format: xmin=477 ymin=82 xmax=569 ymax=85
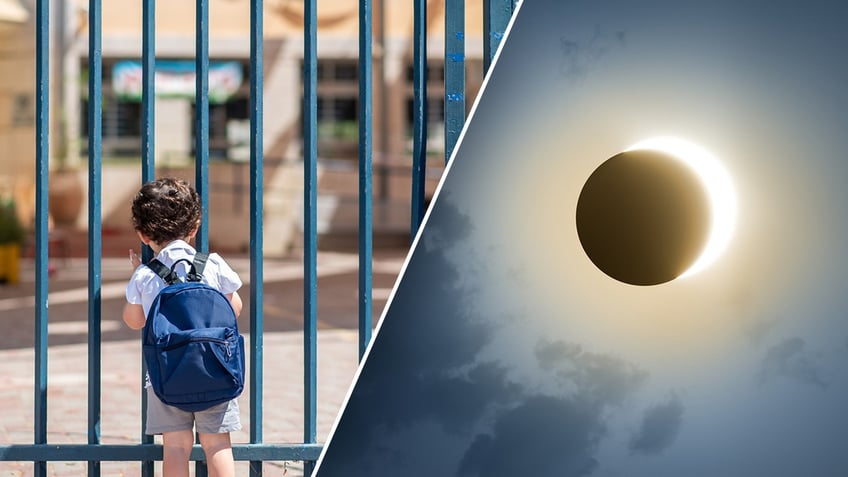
xmin=140 ymin=0 xmax=156 ymax=475
xmin=483 ymin=0 xmax=516 ymax=73
xmin=86 ymin=1 xmax=103 ymax=476
xmin=195 ymin=0 xmax=210 ymax=254
xmin=33 ymin=0 xmax=49 ymax=476
xmin=410 ymin=0 xmax=428 ymax=237
xmin=194 ymin=5 xmax=211 ymax=473
xmin=249 ymin=1 xmax=265 ymax=475
xmin=303 ymin=0 xmax=319 ymax=473
xmin=445 ymin=0 xmax=465 ymax=162
xmin=359 ymin=0 xmax=374 ymax=359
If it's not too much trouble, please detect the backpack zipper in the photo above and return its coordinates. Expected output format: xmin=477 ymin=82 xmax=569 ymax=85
xmin=163 ymin=337 xmax=232 ymax=357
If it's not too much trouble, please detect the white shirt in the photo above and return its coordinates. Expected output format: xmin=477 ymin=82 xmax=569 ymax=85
xmin=125 ymin=240 xmax=242 ymax=318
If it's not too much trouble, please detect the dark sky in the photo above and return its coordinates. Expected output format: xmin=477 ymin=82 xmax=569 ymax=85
xmin=315 ymin=1 xmax=848 ymax=475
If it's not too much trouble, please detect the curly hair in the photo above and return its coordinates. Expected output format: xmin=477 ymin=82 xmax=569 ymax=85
xmin=131 ymin=178 xmax=201 ymax=245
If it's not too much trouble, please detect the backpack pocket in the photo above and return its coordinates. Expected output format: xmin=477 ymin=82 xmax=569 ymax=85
xmin=145 ymin=326 xmax=245 ymax=410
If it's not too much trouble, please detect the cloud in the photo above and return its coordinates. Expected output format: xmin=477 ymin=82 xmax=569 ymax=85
xmin=421 ymin=194 xmax=475 ymax=254
xmin=536 ymin=340 xmax=582 ymax=370
xmin=535 ymin=340 xmax=649 ymax=407
xmin=457 ymin=395 xmax=604 ymax=477
xmin=453 ymin=340 xmax=648 ymax=477
xmin=758 ymin=337 xmax=828 ymax=389
xmin=559 ymin=25 xmax=626 ymax=81
xmin=420 ymin=362 xmax=523 ymax=435
xmin=628 ymin=393 xmax=685 ymax=455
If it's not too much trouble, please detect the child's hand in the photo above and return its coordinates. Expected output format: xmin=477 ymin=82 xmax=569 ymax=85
xmin=129 ymin=249 xmax=141 ymax=269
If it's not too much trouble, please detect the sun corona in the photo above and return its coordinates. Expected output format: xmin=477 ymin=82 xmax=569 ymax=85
xmin=625 ymin=137 xmax=737 ymax=279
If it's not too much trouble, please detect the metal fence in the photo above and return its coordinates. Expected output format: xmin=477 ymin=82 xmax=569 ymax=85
xmin=0 ymin=0 xmax=515 ymax=475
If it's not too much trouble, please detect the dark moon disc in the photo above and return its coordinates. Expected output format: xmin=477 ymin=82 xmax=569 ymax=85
xmin=576 ymin=149 xmax=712 ymax=286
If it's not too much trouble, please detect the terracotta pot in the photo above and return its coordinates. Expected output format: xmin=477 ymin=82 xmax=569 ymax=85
xmin=48 ymin=169 xmax=84 ymax=227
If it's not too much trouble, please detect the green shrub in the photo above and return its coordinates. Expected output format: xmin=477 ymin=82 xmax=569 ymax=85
xmin=0 ymin=199 xmax=26 ymax=246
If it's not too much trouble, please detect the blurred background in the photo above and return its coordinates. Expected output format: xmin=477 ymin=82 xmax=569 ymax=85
xmin=0 ymin=0 xmax=490 ymax=261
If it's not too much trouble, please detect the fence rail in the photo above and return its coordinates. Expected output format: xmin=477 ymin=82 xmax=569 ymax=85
xmin=1 ymin=0 xmax=516 ymax=475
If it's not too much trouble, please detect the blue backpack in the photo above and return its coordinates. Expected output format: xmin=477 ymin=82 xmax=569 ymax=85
xmin=142 ymin=253 xmax=245 ymax=412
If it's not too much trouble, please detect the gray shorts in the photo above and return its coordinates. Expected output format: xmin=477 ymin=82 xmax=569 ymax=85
xmin=145 ymin=386 xmax=242 ymax=435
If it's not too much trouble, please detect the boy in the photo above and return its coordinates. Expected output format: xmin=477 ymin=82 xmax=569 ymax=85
xmin=123 ymin=177 xmax=243 ymax=477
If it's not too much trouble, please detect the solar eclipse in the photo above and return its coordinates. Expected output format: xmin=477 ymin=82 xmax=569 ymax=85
xmin=576 ymin=137 xmax=737 ymax=286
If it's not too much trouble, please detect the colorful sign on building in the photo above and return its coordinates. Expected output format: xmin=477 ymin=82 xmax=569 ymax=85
xmin=112 ymin=60 xmax=243 ymax=104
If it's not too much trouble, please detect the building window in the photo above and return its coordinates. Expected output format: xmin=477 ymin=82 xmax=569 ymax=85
xmin=405 ymin=63 xmax=445 ymax=83
xmin=190 ymin=96 xmax=250 ymax=160
xmin=80 ymin=97 xmax=143 ymax=156
xmin=303 ymin=59 xmax=360 ymax=159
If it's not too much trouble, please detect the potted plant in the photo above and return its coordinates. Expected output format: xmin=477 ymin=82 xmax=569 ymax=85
xmin=0 ymin=198 xmax=26 ymax=284
xmin=48 ymin=109 xmax=85 ymax=228
xmin=48 ymin=163 xmax=85 ymax=227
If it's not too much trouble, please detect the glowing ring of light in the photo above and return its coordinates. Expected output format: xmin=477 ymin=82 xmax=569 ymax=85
xmin=625 ymin=137 xmax=737 ymax=278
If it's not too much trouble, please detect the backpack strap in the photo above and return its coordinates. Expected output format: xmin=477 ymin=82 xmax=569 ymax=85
xmin=146 ymin=252 xmax=209 ymax=284
xmin=187 ymin=252 xmax=208 ymax=282
xmin=147 ymin=259 xmax=180 ymax=285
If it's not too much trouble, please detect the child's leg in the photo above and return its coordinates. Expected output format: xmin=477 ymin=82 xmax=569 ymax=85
xmin=145 ymin=388 xmax=195 ymax=477
xmin=195 ymin=398 xmax=240 ymax=477
xmin=198 ymin=432 xmax=235 ymax=477
xmin=161 ymin=429 xmax=194 ymax=477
